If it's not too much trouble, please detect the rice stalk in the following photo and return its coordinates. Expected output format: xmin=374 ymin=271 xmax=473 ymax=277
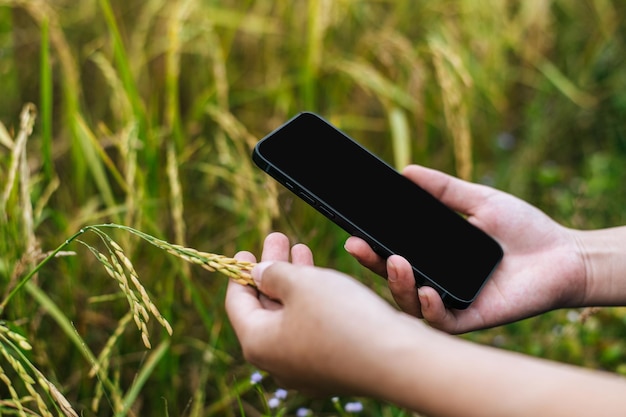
xmin=2 ymin=222 xmax=254 ymax=354
xmin=87 ymin=49 xmax=141 ymax=228
xmin=89 ymin=312 xmax=132 ymax=413
xmin=204 ymin=105 xmax=279 ymax=236
xmin=204 ymin=106 xmax=258 ymax=210
xmin=72 ymin=113 xmax=125 ymax=207
xmin=0 ymin=366 xmax=27 ymax=417
xmin=166 ymin=137 xmax=192 ymax=306
xmin=88 ymin=51 xmax=134 ymax=125
xmin=22 ymin=282 xmax=132 ymax=417
xmin=429 ymin=34 xmax=474 ymax=181
xmin=33 ymin=176 xmax=60 ymax=223
xmin=0 ymin=119 xmax=13 ymax=149
xmin=0 ymin=345 xmax=35 ymax=387
xmin=107 ymin=239 xmax=172 ymax=334
xmin=128 ymin=0 xmax=167 ymax=76
xmin=303 ymin=0 xmax=333 ymax=108
xmin=107 ymin=239 xmax=173 ymax=336
xmin=331 ymin=58 xmax=418 ymax=112
xmin=77 ymin=237 xmax=158 ymax=349
xmin=8 ymin=0 xmax=84 ymax=201
xmin=1 ymin=103 xmax=36 ymax=221
xmin=5 ymin=0 xmax=81 ymax=99
xmin=39 ymin=14 xmax=53 ymax=180
xmin=388 ymin=107 xmax=411 ymax=171
xmin=121 ymin=123 xmax=141 ymax=227
xmin=115 ymin=340 xmax=170 ymax=417
xmin=166 ymin=141 xmax=187 ymax=265
xmin=2 ymin=247 xmax=74 ymax=312
xmin=207 ymin=21 xmax=230 ymax=111
xmin=536 ymin=60 xmax=597 ymax=109
xmin=19 ymin=110 xmax=35 ymax=256
xmin=188 ymin=345 xmax=213 ymax=417
xmin=0 ymin=326 xmax=80 ymax=417
xmin=88 ymin=310 xmax=133 ymax=377
xmin=98 ymin=0 xmax=144 ymax=123
xmin=0 ymin=324 xmax=32 ymax=351
xmin=164 ymin=0 xmax=193 ymax=145
xmin=35 ymin=371 xmax=78 ymax=417
xmin=91 ymin=375 xmax=106 ymax=414
xmin=92 ymin=224 xmax=256 ymax=286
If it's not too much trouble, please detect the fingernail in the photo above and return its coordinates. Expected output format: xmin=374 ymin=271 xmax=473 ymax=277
xmin=418 ymin=287 xmax=429 ymax=311
xmin=387 ymin=258 xmax=397 ymax=283
xmin=252 ymin=261 xmax=273 ymax=287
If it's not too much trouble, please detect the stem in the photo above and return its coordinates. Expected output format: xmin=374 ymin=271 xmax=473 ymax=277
xmin=115 ymin=339 xmax=170 ymax=417
xmin=0 ymin=228 xmax=86 ymax=315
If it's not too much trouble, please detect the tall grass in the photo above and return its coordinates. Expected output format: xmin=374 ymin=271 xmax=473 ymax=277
xmin=1 ymin=0 xmax=626 ymax=415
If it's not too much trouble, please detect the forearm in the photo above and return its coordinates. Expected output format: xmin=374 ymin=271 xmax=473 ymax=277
xmin=574 ymin=226 xmax=626 ymax=306
xmin=368 ymin=315 xmax=626 ymax=417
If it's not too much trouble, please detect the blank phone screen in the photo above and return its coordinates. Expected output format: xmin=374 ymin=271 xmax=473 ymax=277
xmin=254 ymin=112 xmax=503 ymax=306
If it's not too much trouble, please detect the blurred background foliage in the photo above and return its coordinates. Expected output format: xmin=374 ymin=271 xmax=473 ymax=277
xmin=1 ymin=0 xmax=626 ymax=415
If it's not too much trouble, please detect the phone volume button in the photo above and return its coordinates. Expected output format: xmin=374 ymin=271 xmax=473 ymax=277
xmin=298 ymin=191 xmax=316 ymax=206
xmin=318 ymin=205 xmax=335 ymax=218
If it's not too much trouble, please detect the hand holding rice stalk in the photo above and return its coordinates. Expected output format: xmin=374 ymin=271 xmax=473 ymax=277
xmin=2 ymin=223 xmax=256 ymax=349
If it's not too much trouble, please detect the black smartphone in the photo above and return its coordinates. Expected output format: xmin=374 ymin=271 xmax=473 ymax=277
xmin=252 ymin=112 xmax=503 ymax=309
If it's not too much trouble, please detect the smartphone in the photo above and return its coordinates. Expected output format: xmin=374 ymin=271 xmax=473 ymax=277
xmin=252 ymin=112 xmax=503 ymax=309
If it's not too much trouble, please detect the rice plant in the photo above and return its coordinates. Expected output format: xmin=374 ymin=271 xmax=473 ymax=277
xmin=1 ymin=0 xmax=626 ymax=415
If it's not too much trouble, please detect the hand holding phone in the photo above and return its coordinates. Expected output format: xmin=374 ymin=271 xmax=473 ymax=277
xmin=252 ymin=112 xmax=503 ymax=309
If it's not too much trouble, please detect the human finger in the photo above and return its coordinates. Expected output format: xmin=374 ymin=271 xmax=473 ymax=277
xmin=261 ymin=232 xmax=292 ymax=262
xmin=251 ymin=261 xmax=300 ymax=303
xmin=417 ymin=286 xmax=465 ymax=333
xmin=344 ymin=236 xmax=387 ymax=277
xmin=225 ymin=251 xmax=262 ymax=333
xmin=386 ymin=255 xmax=422 ymax=317
xmin=291 ymin=243 xmax=314 ymax=265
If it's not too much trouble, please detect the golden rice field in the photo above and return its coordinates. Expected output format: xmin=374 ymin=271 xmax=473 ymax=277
xmin=1 ymin=0 xmax=626 ymax=415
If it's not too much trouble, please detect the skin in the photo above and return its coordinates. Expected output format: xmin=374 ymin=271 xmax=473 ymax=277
xmin=345 ymin=165 xmax=626 ymax=333
xmin=225 ymin=164 xmax=626 ymax=416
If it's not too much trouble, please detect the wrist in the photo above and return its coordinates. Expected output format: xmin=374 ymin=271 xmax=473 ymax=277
xmin=572 ymin=226 xmax=626 ymax=306
xmin=362 ymin=314 xmax=446 ymax=407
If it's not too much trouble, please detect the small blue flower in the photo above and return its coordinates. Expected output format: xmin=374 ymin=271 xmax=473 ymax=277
xmin=274 ymin=388 xmax=288 ymax=400
xmin=268 ymin=397 xmax=281 ymax=409
xmin=296 ymin=407 xmax=311 ymax=417
xmin=250 ymin=371 xmax=263 ymax=384
xmin=344 ymin=401 xmax=363 ymax=413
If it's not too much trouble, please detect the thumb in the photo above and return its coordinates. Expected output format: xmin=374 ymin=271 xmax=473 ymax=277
xmin=252 ymin=261 xmax=297 ymax=301
xmin=402 ymin=165 xmax=495 ymax=215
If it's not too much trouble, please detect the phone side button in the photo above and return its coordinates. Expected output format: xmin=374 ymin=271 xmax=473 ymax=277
xmin=318 ymin=205 xmax=335 ymax=218
xmin=298 ymin=191 xmax=316 ymax=206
